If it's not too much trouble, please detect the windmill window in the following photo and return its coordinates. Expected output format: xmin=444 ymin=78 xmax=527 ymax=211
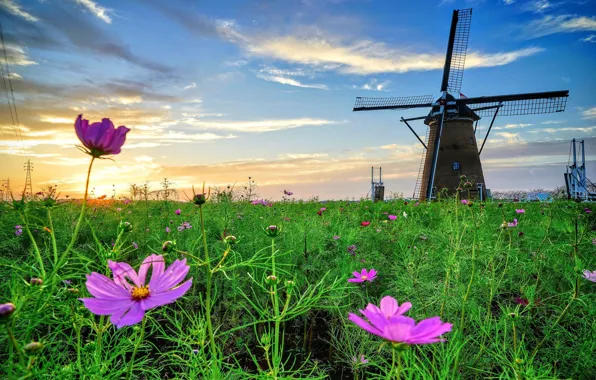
xmin=469 ymin=137 xmax=474 ymax=145
xmin=452 ymin=161 xmax=460 ymax=171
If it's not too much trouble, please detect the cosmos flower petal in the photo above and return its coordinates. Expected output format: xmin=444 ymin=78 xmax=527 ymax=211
xmin=79 ymin=297 xmax=134 ymax=315
xmin=85 ymin=273 xmax=130 ymax=299
xmin=361 ymin=308 xmax=391 ymax=331
xmin=150 ymin=259 xmax=190 ymax=293
xmin=141 ymin=279 xmax=192 ymax=310
xmin=396 ymin=302 xmax=412 ymax=316
xmin=379 ymin=296 xmax=398 ymax=316
xmin=382 ymin=321 xmax=412 ymax=342
xmin=73 ymin=114 xmax=129 ymax=157
xmin=348 ymin=313 xmax=384 ymax=337
xmin=138 ymin=254 xmax=165 ymax=286
xmin=108 ymin=260 xmax=141 ymax=290
xmin=113 ymin=302 xmax=145 ymax=329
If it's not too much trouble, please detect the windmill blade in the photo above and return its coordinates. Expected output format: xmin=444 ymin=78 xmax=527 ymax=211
xmin=353 ymin=95 xmax=435 ymax=112
xmin=440 ymin=8 xmax=472 ymax=95
xmin=459 ymin=90 xmax=569 ymax=116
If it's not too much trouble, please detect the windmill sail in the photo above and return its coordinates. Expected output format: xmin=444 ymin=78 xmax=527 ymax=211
xmin=462 ymin=90 xmax=569 ymax=116
xmin=440 ymin=8 xmax=472 ymax=95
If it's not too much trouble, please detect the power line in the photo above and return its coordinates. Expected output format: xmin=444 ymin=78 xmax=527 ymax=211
xmin=0 ymin=18 xmax=25 ymax=159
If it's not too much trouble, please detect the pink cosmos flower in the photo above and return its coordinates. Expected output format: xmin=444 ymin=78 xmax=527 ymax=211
xmin=461 ymin=199 xmax=468 ymax=205
xmin=360 ymin=221 xmax=371 ymax=227
xmin=79 ymin=254 xmax=192 ymax=328
xmin=333 ymin=235 xmax=340 ymax=240
xmin=508 ymin=218 xmax=518 ymax=228
xmin=348 ymin=296 xmax=452 ymax=345
xmin=352 ymin=354 xmax=368 ymax=364
xmin=75 ymin=114 xmax=130 ymax=157
xmin=348 ymin=268 xmax=377 ymax=283
xmin=175 ymin=209 xmax=181 ymax=215
xmin=583 ymin=270 xmax=596 ymax=283
xmin=388 ymin=215 xmax=397 ymax=220
xmin=516 ymin=209 xmax=525 ymax=214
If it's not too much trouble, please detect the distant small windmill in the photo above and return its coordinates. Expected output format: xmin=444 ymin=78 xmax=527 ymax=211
xmin=352 ymin=8 xmax=569 ymax=201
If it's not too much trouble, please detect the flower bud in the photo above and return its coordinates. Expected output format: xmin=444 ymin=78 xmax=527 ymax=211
xmin=265 ymin=275 xmax=278 ymax=286
xmin=30 ymin=277 xmax=43 ymax=286
xmin=0 ymin=303 xmax=16 ymax=324
xmin=464 ymin=181 xmax=472 ymax=189
xmin=460 ymin=175 xmax=467 ymax=181
xmin=23 ymin=342 xmax=44 ymax=355
xmin=515 ymin=358 xmax=523 ymax=364
xmin=224 ymin=235 xmax=238 ymax=245
xmin=43 ymin=197 xmax=57 ymax=208
xmin=264 ymin=225 xmax=281 ymax=238
xmin=162 ymin=240 xmax=176 ymax=253
xmin=68 ymin=288 xmax=79 ymax=295
xmin=498 ymin=202 xmax=503 ymax=208
xmin=193 ymin=193 xmax=207 ymax=206
xmin=119 ymin=221 xmax=133 ymax=233
xmin=285 ymin=280 xmax=295 ymax=293
xmin=260 ymin=333 xmax=271 ymax=345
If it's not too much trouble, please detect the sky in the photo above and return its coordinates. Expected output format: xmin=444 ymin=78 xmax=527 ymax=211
xmin=0 ymin=0 xmax=594 ymax=201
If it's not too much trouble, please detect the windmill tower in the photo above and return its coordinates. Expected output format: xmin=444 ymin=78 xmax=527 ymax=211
xmin=23 ymin=159 xmax=33 ymax=199
xmin=352 ymin=8 xmax=569 ymax=201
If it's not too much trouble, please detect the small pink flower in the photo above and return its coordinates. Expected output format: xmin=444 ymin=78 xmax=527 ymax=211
xmin=348 ymin=296 xmax=452 ymax=345
xmin=388 ymin=215 xmax=397 ymax=220
xmin=333 ymin=235 xmax=340 ymax=240
xmin=348 ymin=268 xmax=377 ymax=283
xmin=583 ymin=270 xmax=596 ymax=283
xmin=352 ymin=354 xmax=368 ymax=364
xmin=461 ymin=199 xmax=468 ymax=205
xmin=508 ymin=218 xmax=518 ymax=228
xmin=360 ymin=221 xmax=371 ymax=227
xmin=516 ymin=209 xmax=525 ymax=214
xmin=175 ymin=209 xmax=181 ymax=215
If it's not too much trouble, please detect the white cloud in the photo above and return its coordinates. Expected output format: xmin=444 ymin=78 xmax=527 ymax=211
xmin=162 ymin=105 xmax=172 ymax=109
xmin=494 ymin=123 xmax=533 ymax=130
xmin=353 ymin=78 xmax=391 ymax=91
xmin=278 ymin=153 xmax=329 ymax=159
xmin=581 ymin=107 xmax=596 ymax=119
xmin=504 ymin=0 xmax=516 ymax=4
xmin=523 ymin=0 xmax=555 ymax=13
xmin=183 ymin=82 xmax=197 ymax=90
xmin=39 ymin=116 xmax=73 ymax=124
xmin=185 ymin=117 xmax=338 ymax=133
xmin=0 ymin=0 xmax=39 ymax=22
xmin=495 ymin=132 xmax=523 ymax=144
xmin=225 ymin=59 xmax=249 ymax=67
xmin=134 ymin=155 xmax=154 ymax=163
xmin=72 ymin=0 xmax=112 ymax=23
xmin=242 ymin=32 xmax=544 ymax=75
xmin=5 ymin=45 xmax=37 ymax=66
xmin=581 ymin=34 xmax=596 ymax=43
xmin=8 ymin=72 xmax=22 ymax=79
xmin=257 ymin=73 xmax=328 ymax=89
xmin=524 ymin=15 xmax=596 ymax=38
xmin=542 ymin=120 xmax=565 ymax=124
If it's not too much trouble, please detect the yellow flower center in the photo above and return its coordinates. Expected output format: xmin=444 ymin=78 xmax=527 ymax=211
xmin=361 ymin=275 xmax=368 ymax=280
xmin=131 ymin=286 xmax=150 ymax=301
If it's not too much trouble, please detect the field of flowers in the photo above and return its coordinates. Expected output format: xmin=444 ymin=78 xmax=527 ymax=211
xmin=1 ymin=115 xmax=596 ymax=379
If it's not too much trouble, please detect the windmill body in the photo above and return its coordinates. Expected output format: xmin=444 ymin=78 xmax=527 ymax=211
xmin=352 ymin=8 xmax=569 ymax=200
xmin=421 ymin=97 xmax=484 ymax=200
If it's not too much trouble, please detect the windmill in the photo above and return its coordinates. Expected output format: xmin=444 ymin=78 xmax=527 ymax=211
xmin=352 ymin=8 xmax=569 ymax=201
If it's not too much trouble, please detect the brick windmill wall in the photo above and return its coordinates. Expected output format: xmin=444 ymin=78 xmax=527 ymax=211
xmin=419 ymin=115 xmax=487 ymax=200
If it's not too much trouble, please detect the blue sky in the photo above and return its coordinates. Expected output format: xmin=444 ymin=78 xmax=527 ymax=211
xmin=0 ymin=0 xmax=594 ymax=200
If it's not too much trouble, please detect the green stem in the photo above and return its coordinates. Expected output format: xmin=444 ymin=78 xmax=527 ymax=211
xmin=52 ymin=157 xmax=95 ymax=279
xmin=47 ymin=209 xmax=58 ymax=266
xmin=95 ymin=316 xmax=105 ymax=367
xmin=7 ymin=324 xmax=25 ymax=369
xmin=126 ymin=317 xmax=146 ymax=380
xmin=200 ymin=206 xmax=218 ymax=367
xmin=21 ymin=213 xmax=45 ymax=278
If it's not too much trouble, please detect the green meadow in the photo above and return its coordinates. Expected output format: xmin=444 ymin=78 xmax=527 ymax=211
xmin=1 ymin=193 xmax=595 ymax=379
